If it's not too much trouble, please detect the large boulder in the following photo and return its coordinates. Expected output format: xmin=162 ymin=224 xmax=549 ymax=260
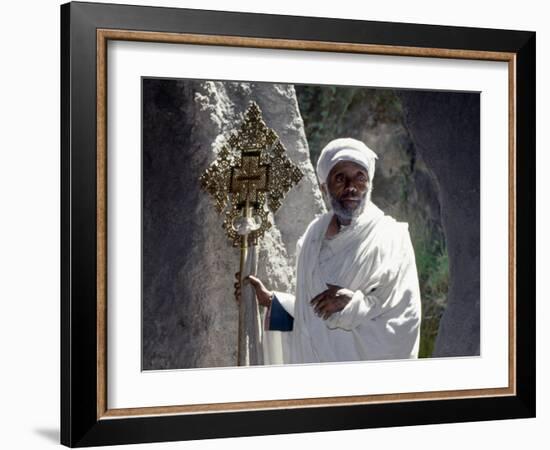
xmin=142 ymin=79 xmax=323 ymax=369
xmin=400 ymin=91 xmax=480 ymax=357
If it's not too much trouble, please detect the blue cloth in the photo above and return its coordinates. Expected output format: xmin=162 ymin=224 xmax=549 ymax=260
xmin=269 ymin=294 xmax=294 ymax=331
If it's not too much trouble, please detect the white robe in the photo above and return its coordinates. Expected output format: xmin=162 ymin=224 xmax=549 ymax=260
xmin=265 ymin=202 xmax=421 ymax=364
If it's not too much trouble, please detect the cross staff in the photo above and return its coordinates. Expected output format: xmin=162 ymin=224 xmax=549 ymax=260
xmin=200 ymin=101 xmax=303 ymax=366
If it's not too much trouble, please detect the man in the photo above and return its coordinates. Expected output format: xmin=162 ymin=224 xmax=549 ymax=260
xmin=243 ymin=137 xmax=421 ymax=363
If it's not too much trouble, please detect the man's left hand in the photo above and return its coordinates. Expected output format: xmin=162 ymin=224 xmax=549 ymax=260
xmin=310 ymin=284 xmax=354 ymax=320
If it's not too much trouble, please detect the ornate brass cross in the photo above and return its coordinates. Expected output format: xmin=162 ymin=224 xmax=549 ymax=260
xmin=230 ymin=151 xmax=269 ymax=208
xmin=200 ymin=101 xmax=303 ymax=365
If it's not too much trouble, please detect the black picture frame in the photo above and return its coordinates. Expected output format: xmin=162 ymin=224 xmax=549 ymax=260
xmin=61 ymin=1 xmax=535 ymax=447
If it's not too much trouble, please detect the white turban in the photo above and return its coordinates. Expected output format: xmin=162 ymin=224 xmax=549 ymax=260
xmin=316 ymin=138 xmax=378 ymax=186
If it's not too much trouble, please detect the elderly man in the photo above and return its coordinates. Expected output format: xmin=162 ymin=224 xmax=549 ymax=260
xmin=245 ymin=138 xmax=421 ymax=363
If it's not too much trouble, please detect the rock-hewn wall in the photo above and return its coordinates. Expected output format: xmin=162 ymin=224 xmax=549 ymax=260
xmin=400 ymin=91 xmax=480 ymax=357
xmin=142 ymin=79 xmax=323 ymax=369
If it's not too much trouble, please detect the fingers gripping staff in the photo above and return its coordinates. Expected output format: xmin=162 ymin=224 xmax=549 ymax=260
xmin=200 ymin=102 xmax=303 ymax=366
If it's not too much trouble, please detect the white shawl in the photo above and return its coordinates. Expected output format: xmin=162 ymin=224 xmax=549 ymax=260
xmin=267 ymin=202 xmax=421 ymax=364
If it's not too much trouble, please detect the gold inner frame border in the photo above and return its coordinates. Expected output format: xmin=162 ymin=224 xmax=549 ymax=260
xmin=96 ymin=28 xmax=517 ymax=420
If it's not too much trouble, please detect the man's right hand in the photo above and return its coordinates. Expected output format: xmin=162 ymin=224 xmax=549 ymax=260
xmin=234 ymin=272 xmax=273 ymax=308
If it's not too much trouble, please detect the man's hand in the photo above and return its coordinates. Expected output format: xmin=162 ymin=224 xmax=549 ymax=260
xmin=234 ymin=272 xmax=273 ymax=308
xmin=310 ymin=284 xmax=354 ymax=320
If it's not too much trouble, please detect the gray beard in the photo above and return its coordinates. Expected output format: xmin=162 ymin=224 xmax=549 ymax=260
xmin=326 ymin=190 xmax=369 ymax=222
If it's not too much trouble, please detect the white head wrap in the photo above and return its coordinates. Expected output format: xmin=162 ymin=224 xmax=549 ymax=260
xmin=316 ymin=138 xmax=378 ymax=186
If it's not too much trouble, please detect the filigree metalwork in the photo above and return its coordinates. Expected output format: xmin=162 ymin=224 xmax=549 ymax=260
xmin=200 ymin=101 xmax=303 ymax=246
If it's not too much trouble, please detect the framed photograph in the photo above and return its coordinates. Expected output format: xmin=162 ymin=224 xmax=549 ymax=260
xmin=61 ymin=1 xmax=535 ymax=447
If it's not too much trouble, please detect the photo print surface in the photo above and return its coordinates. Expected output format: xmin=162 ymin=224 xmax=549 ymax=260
xmin=141 ymin=77 xmax=480 ymax=370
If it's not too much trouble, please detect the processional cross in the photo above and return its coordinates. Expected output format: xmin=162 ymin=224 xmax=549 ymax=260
xmin=200 ymin=102 xmax=303 ymax=366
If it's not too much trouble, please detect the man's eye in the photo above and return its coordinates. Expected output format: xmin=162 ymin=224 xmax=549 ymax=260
xmin=335 ymin=175 xmax=344 ymax=182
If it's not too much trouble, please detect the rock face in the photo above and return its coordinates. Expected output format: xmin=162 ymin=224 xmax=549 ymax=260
xmin=400 ymin=91 xmax=480 ymax=357
xmin=142 ymin=79 xmax=324 ymax=370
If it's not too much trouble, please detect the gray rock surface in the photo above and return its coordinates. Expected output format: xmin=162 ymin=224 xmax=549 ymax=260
xmin=142 ymin=79 xmax=323 ymax=369
xmin=400 ymin=91 xmax=480 ymax=357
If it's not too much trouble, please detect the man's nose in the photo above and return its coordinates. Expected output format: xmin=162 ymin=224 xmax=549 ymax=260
xmin=343 ymin=179 xmax=357 ymax=192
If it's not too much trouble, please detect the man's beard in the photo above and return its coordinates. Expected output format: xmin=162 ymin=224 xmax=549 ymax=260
xmin=326 ymin=189 xmax=369 ymax=222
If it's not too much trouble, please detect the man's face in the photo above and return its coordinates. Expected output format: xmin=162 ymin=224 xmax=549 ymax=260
xmin=324 ymin=161 xmax=370 ymax=220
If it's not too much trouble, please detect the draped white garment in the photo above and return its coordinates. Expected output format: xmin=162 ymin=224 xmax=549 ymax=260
xmin=266 ymin=202 xmax=421 ymax=364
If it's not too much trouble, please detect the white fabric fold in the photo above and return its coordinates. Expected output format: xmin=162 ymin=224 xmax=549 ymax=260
xmin=265 ymin=201 xmax=421 ymax=364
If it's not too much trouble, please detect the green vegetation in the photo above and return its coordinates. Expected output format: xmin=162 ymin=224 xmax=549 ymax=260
xmin=294 ymin=85 xmax=402 ymax=167
xmin=408 ymin=218 xmax=448 ymax=358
